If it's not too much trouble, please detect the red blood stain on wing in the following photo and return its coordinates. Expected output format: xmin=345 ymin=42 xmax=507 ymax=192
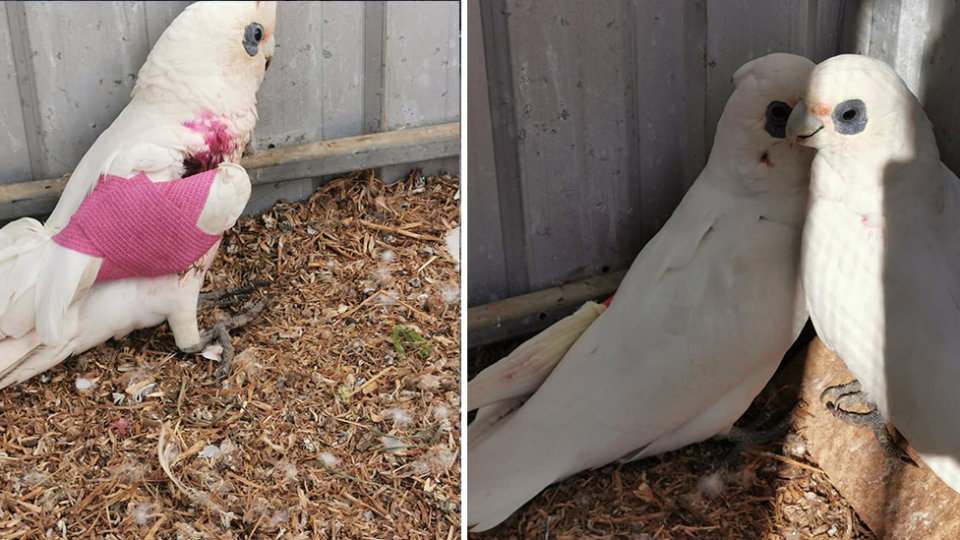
xmin=602 ymin=295 xmax=614 ymax=308
xmin=182 ymin=112 xmax=236 ymax=176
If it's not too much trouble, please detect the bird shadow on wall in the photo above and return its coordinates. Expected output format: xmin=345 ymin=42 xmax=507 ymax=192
xmin=879 ymin=0 xmax=960 ymax=536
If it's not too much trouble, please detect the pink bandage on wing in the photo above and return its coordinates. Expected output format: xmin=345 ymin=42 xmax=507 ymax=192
xmin=53 ymin=170 xmax=222 ymax=282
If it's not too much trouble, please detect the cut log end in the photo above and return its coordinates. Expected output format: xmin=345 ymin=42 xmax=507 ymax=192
xmin=783 ymin=338 xmax=960 ymax=540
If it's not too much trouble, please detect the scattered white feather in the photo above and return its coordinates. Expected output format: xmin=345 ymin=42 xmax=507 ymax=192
xmin=439 ymin=283 xmax=459 ymax=304
xmin=784 ymin=433 xmax=807 ymax=457
xmin=445 ymin=226 xmax=460 ymax=267
xmin=736 ymin=468 xmax=757 ymax=488
xmin=74 ymin=378 xmax=93 ymax=391
xmin=417 ymin=374 xmax=441 ymax=391
xmin=412 ymin=446 xmax=457 ymax=475
xmin=133 ymin=382 xmax=156 ymax=404
xmin=381 ymin=250 xmax=396 ymax=263
xmin=385 ymin=408 xmax=412 ymax=426
xmin=128 ymin=501 xmax=155 ymax=526
xmin=199 ymin=445 xmax=222 ymax=459
xmin=266 ymin=508 xmax=288 ymax=530
xmin=696 ymin=471 xmax=725 ymax=499
xmin=319 ymin=452 xmax=340 ymax=468
xmin=276 ymin=461 xmax=298 ymax=484
xmin=373 ymin=265 xmax=392 ymax=285
xmin=432 ymin=405 xmax=451 ymax=428
xmin=218 ymin=438 xmax=236 ymax=456
xmin=380 ymin=435 xmax=407 ymax=453
xmin=198 ymin=438 xmax=235 ymax=461
xmin=201 ymin=344 xmax=223 ymax=361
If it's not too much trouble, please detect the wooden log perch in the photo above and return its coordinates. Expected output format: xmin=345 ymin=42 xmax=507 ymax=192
xmin=467 ymin=270 xmax=626 ymax=348
xmin=783 ymin=337 xmax=960 ymax=540
xmin=0 ymin=122 xmax=460 ymax=221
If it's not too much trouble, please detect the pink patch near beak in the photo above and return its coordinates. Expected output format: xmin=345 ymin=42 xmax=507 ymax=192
xmin=813 ymin=103 xmax=831 ymax=117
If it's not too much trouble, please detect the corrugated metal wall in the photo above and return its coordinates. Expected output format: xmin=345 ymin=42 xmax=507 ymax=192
xmin=0 ymin=1 xmax=460 ymax=214
xmin=843 ymin=0 xmax=960 ymax=178
xmin=469 ymin=0 xmax=960 ymax=309
xmin=468 ymin=0 xmax=846 ymax=307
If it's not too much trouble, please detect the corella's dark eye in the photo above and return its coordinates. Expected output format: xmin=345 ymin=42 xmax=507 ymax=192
xmin=764 ymin=101 xmax=793 ymax=138
xmin=243 ymin=23 xmax=264 ymax=57
xmin=832 ymin=99 xmax=868 ymax=135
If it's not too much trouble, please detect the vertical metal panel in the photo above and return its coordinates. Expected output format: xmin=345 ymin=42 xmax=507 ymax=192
xmin=320 ymin=2 xmax=366 ymax=141
xmin=633 ymin=1 xmax=707 ymax=252
xmin=479 ymin=0 xmax=528 ymax=299
xmin=0 ymin=1 xmax=459 ymax=213
xmin=247 ymin=2 xmax=367 ymax=214
xmin=480 ymin=0 xmax=715 ymax=296
xmin=469 ymin=0 xmax=848 ymax=306
xmin=0 ymin=3 xmax=30 ymax=185
xmin=22 ymin=1 xmax=150 ymax=178
xmin=502 ymin=1 xmax=644 ymax=291
xmin=382 ymin=1 xmax=460 ymax=130
xmin=467 ymin=0 xmax=507 ymax=307
xmin=842 ymin=0 xmax=960 ymax=175
xmin=381 ymin=0 xmax=460 ymax=180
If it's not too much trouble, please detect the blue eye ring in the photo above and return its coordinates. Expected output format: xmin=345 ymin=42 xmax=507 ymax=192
xmin=832 ymin=99 xmax=868 ymax=135
xmin=243 ymin=23 xmax=264 ymax=57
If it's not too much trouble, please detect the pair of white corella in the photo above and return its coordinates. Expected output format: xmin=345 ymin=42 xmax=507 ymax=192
xmin=468 ymin=53 xmax=960 ymax=531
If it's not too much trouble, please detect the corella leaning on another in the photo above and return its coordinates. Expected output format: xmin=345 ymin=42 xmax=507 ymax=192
xmin=788 ymin=54 xmax=960 ymax=488
xmin=468 ymin=53 xmax=815 ymax=532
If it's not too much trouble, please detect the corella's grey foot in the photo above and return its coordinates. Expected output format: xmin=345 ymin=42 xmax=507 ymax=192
xmin=819 ymin=380 xmax=862 ymax=405
xmin=820 ymin=381 xmax=918 ymax=467
xmin=183 ymin=296 xmax=270 ymax=380
xmin=198 ymin=280 xmax=270 ymax=308
xmin=713 ymin=404 xmax=798 ymax=467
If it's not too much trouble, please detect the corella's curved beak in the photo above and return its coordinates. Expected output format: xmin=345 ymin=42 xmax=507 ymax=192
xmin=786 ymin=100 xmax=825 ymax=146
xmin=263 ymin=35 xmax=276 ymax=71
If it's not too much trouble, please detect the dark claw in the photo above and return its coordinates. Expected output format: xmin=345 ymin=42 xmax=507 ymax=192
xmin=820 ymin=380 xmax=862 ymax=406
xmin=182 ymin=295 xmax=271 ymax=382
xmin=713 ymin=406 xmax=798 ymax=468
xmin=822 ymin=380 xmax=917 ymax=467
xmin=198 ymin=280 xmax=270 ymax=305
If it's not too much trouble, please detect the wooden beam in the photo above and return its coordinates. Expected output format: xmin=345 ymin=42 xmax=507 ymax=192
xmin=0 ymin=122 xmax=460 ymax=221
xmin=468 ymin=270 xmax=626 ymax=349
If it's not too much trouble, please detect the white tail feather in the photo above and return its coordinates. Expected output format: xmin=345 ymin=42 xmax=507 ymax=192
xmin=469 ymin=398 xmax=524 ymax=450
xmin=468 ymin=301 xmax=606 ymax=411
xmin=0 ymin=218 xmax=54 ymax=338
xmin=35 ymin=245 xmax=98 ymax=345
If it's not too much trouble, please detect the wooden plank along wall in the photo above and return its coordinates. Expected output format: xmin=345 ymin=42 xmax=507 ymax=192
xmin=468 ymin=0 xmax=847 ymax=307
xmin=0 ymin=1 xmax=460 ymax=216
